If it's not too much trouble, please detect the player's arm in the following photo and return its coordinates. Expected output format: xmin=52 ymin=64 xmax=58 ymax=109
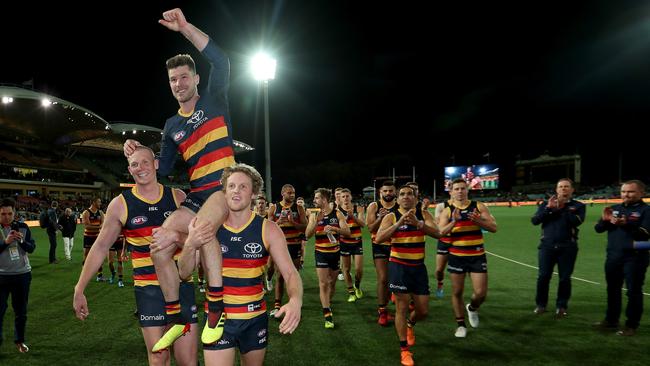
xmin=420 ymin=210 xmax=441 ymax=239
xmin=154 ymin=188 xmax=189 ymax=249
xmin=352 ymin=206 xmax=366 ymax=228
xmin=159 ymin=8 xmax=209 ymax=51
xmin=437 ymin=207 xmax=457 ymax=236
xmin=374 ymin=213 xmax=399 ymax=244
xmin=156 ymin=128 xmax=178 ymax=177
xmin=268 ymin=203 xmax=278 ymax=222
xmin=73 ymin=197 xmax=125 ymax=320
xmin=305 ymin=211 xmax=319 ymax=239
xmin=365 ymin=202 xmax=381 ymax=233
xmin=335 ymin=211 xmax=351 ymax=237
xmin=474 ymin=202 xmax=498 ymax=233
xmin=178 ymin=214 xmax=211 ymax=280
xmin=265 ymin=220 xmax=303 ymax=334
xmin=293 ymin=205 xmax=308 ymax=231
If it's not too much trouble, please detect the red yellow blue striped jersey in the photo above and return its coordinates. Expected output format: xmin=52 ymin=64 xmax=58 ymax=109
xmin=158 ymin=39 xmax=235 ymax=192
xmin=389 ymin=208 xmax=426 ymax=266
xmin=273 ymin=202 xmax=302 ymax=245
xmin=83 ymin=208 xmax=103 ymax=237
xmin=120 ymin=184 xmax=181 ymax=287
xmin=339 ymin=206 xmax=362 ymax=245
xmin=217 ymin=212 xmax=270 ymax=320
xmin=315 ymin=209 xmax=340 ymax=253
xmin=447 ymin=201 xmax=485 ymax=257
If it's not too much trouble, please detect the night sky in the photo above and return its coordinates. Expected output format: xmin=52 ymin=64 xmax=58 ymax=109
xmin=2 ymin=1 xmax=650 ymax=196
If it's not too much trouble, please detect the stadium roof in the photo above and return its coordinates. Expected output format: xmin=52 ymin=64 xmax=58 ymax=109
xmin=0 ymin=85 xmax=110 ymax=146
xmin=0 ymin=85 xmax=254 ymax=153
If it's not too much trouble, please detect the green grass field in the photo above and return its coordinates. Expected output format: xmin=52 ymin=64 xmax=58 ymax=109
xmin=1 ymin=204 xmax=648 ymax=365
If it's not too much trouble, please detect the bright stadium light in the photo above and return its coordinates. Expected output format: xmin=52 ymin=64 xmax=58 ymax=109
xmin=41 ymin=98 xmax=52 ymax=107
xmin=251 ymin=52 xmax=277 ymax=200
xmin=2 ymin=96 xmax=13 ymax=104
xmin=251 ymin=53 xmax=276 ymax=81
xmin=479 ymin=166 xmax=487 ymax=174
xmin=446 ymin=167 xmax=457 ymax=174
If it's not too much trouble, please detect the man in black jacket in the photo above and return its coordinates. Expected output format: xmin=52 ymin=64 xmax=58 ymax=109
xmin=594 ymin=180 xmax=650 ymax=336
xmin=531 ymin=178 xmax=586 ymax=317
xmin=59 ymin=208 xmax=77 ymax=261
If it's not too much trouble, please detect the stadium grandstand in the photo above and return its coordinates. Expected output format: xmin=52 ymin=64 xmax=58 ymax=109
xmin=0 ymin=84 xmax=254 ymax=220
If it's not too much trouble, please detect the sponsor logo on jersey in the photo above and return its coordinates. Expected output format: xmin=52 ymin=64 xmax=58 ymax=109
xmin=131 ymin=216 xmax=148 ymax=225
xmin=244 ymin=242 xmax=262 ymax=254
xmin=187 ymin=110 xmax=205 ymax=124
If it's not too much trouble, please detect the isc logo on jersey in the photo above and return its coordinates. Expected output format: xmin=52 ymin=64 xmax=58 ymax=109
xmin=173 ymin=130 xmax=186 ymax=142
xmin=131 ymin=216 xmax=148 ymax=225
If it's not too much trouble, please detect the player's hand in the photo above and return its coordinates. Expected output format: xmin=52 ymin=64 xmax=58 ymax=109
xmin=468 ymin=208 xmax=481 ymax=222
xmin=159 ymin=8 xmax=189 ymax=32
xmin=402 ymin=210 xmax=418 ymax=226
xmin=73 ymin=291 xmax=89 ymax=321
xmin=275 ymin=299 xmax=301 ymax=334
xmin=150 ymin=227 xmax=180 ymax=253
xmin=422 ymin=198 xmax=430 ymax=211
xmin=123 ymin=139 xmax=141 ymax=157
xmin=451 ymin=208 xmax=462 ymax=222
xmin=323 ymin=225 xmax=337 ymax=234
xmin=378 ymin=208 xmax=389 ymax=218
xmin=186 ymin=217 xmax=214 ymax=250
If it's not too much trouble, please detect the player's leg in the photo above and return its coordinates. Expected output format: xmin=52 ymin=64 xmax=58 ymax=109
xmin=194 ymin=191 xmax=228 ymax=343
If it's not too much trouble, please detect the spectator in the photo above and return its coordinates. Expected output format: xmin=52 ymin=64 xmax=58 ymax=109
xmin=59 ymin=208 xmax=77 ymax=261
xmin=46 ymin=201 xmax=59 ymax=264
xmin=0 ymin=197 xmax=36 ymax=353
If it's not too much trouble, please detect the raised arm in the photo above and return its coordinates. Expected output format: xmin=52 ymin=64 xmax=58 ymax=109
xmin=159 ymin=8 xmax=209 ymax=51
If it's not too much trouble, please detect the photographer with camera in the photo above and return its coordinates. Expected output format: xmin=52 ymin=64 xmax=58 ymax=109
xmin=0 ymin=197 xmax=36 ymax=353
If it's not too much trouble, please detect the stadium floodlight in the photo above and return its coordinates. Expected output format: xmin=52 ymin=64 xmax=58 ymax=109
xmin=250 ymin=52 xmax=277 ymax=200
xmin=132 ymin=130 xmax=137 ymax=135
xmin=446 ymin=167 xmax=457 ymax=174
xmin=251 ymin=53 xmax=276 ymax=81
xmin=41 ymin=98 xmax=52 ymax=107
xmin=2 ymin=96 xmax=13 ymax=104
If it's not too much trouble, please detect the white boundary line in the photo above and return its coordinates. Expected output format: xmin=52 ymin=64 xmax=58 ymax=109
xmin=485 ymin=250 xmax=650 ymax=296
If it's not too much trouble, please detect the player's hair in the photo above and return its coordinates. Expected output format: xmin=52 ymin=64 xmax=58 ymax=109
xmin=557 ymin=178 xmax=574 ymax=187
xmin=281 ymin=184 xmax=295 ymax=193
xmin=314 ymin=188 xmax=332 ymax=202
xmin=128 ymin=146 xmax=156 ymax=162
xmin=451 ymin=178 xmax=467 ymax=186
xmin=398 ymin=185 xmax=415 ymax=194
xmin=0 ymin=198 xmax=16 ymax=210
xmin=166 ymin=54 xmax=196 ymax=73
xmin=381 ymin=180 xmax=396 ymax=188
xmin=405 ymin=181 xmax=418 ymax=188
xmin=340 ymin=188 xmax=351 ymax=195
xmin=221 ymin=164 xmax=264 ymax=195
xmin=623 ymin=179 xmax=646 ymax=193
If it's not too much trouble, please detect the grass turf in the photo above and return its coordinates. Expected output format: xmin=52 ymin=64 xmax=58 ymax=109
xmin=1 ymin=204 xmax=648 ymax=365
